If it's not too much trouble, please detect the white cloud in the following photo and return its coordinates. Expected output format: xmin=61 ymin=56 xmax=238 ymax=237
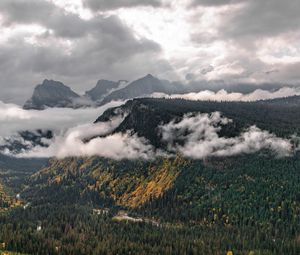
xmin=160 ymin=112 xmax=292 ymax=158
xmin=2 ymin=107 xmax=294 ymax=160
xmin=152 ymin=87 xmax=300 ymax=102
xmin=15 ymin=118 xmax=154 ymax=160
xmin=0 ymin=101 xmax=154 ymax=160
xmin=0 ymin=100 xmax=125 ymax=137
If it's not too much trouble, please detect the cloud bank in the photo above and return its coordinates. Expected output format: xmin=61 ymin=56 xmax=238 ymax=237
xmin=0 ymin=100 xmax=124 ymax=138
xmin=161 ymin=112 xmax=292 ymax=158
xmin=3 ymin=108 xmax=293 ymax=160
xmin=152 ymin=87 xmax=300 ymax=102
xmin=15 ymin=116 xmax=154 ymax=160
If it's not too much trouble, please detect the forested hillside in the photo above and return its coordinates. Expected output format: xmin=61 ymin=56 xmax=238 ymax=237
xmin=1 ymin=153 xmax=300 ymax=254
xmin=1 ymin=97 xmax=300 ymax=254
xmin=96 ymin=97 xmax=300 ymax=148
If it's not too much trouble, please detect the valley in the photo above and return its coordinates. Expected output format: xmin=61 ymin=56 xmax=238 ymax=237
xmin=1 ymin=97 xmax=300 ymax=254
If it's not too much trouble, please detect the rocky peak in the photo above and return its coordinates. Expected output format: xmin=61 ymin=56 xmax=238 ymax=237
xmin=23 ymin=79 xmax=80 ymax=110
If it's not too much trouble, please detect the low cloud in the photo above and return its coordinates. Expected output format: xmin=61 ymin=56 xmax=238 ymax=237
xmin=15 ymin=117 xmax=154 ymax=160
xmin=152 ymin=87 xmax=300 ymax=102
xmin=0 ymin=102 xmax=154 ymax=160
xmin=8 ymin=111 xmax=293 ymax=160
xmin=0 ymin=100 xmax=124 ymax=138
xmin=0 ymin=100 xmax=295 ymax=160
xmin=160 ymin=112 xmax=292 ymax=158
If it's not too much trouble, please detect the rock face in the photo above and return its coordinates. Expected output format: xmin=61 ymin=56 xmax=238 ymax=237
xmin=23 ymin=79 xmax=80 ymax=110
xmin=85 ymin=79 xmax=124 ymax=102
xmin=100 ymin=74 xmax=177 ymax=105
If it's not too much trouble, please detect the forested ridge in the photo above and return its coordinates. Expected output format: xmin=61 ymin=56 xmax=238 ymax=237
xmin=97 ymin=97 xmax=300 ymax=148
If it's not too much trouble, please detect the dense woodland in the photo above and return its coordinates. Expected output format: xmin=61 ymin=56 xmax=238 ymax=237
xmin=0 ymin=153 xmax=300 ymax=254
xmin=0 ymin=97 xmax=300 ymax=254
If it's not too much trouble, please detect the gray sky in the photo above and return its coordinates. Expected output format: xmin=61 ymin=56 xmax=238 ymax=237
xmin=1 ymin=0 xmax=300 ymax=104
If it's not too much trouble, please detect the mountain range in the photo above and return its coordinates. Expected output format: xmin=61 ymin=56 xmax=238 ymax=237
xmin=23 ymin=74 xmax=298 ymax=110
xmin=23 ymin=74 xmax=180 ymax=110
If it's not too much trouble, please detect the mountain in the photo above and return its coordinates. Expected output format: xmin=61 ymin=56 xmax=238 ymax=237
xmin=23 ymin=79 xmax=81 ymax=110
xmin=23 ymin=75 xmax=299 ymax=111
xmin=16 ymin=152 xmax=300 ymax=254
xmin=22 ymin=75 xmax=176 ymax=110
xmin=96 ymin=97 xmax=300 ymax=148
xmin=100 ymin=74 xmax=180 ymax=105
xmin=13 ymin=96 xmax=300 ymax=158
xmin=85 ymin=79 xmax=127 ymax=102
xmin=260 ymin=95 xmax=300 ymax=106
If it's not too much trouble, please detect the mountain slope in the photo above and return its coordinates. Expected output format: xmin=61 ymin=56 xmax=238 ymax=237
xmin=3 ymin=96 xmax=300 ymax=254
xmin=100 ymin=74 xmax=179 ymax=105
xmin=23 ymin=79 xmax=81 ymax=110
xmin=22 ymin=96 xmax=300 ymax=208
xmin=260 ymin=95 xmax=300 ymax=106
xmin=85 ymin=79 xmax=126 ymax=102
xmin=96 ymin=97 xmax=300 ymax=148
xmin=3 ymin=153 xmax=300 ymax=254
xmin=21 ymin=153 xmax=300 ymax=225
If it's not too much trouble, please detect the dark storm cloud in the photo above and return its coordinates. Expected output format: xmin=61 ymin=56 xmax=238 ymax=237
xmin=188 ymin=0 xmax=300 ymax=83
xmin=270 ymin=62 xmax=300 ymax=82
xmin=0 ymin=0 xmax=97 ymax=38
xmin=0 ymin=0 xmax=53 ymax=24
xmin=190 ymin=0 xmax=237 ymax=7
xmin=84 ymin=0 xmax=163 ymax=11
xmin=221 ymin=0 xmax=300 ymax=38
xmin=190 ymin=0 xmax=300 ymax=39
xmin=189 ymin=0 xmax=300 ymax=43
xmin=189 ymin=0 xmax=300 ymax=39
xmin=219 ymin=0 xmax=300 ymax=83
xmin=0 ymin=0 xmax=172 ymax=103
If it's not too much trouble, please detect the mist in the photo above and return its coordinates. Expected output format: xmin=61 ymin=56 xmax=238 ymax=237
xmin=0 ymin=100 xmax=125 ymax=139
xmin=160 ymin=112 xmax=292 ymax=159
xmin=15 ymin=116 xmax=154 ymax=160
xmin=152 ymin=87 xmax=300 ymax=102
xmin=4 ymin=110 xmax=293 ymax=160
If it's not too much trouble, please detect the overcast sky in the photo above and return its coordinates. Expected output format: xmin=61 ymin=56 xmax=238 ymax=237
xmin=1 ymin=0 xmax=300 ymax=104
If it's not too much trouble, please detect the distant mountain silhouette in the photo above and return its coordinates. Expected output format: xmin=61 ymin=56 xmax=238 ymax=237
xmin=23 ymin=79 xmax=81 ymax=110
xmin=99 ymin=74 xmax=181 ymax=105
xmin=23 ymin=75 xmax=299 ymax=110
